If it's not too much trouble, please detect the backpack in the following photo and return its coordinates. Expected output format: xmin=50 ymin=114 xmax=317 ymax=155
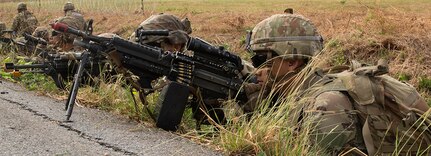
xmin=318 ymin=60 xmax=431 ymax=155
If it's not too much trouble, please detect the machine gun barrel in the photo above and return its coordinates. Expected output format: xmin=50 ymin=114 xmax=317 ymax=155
xmin=73 ymin=40 xmax=104 ymax=53
xmin=52 ymin=22 xmax=109 ymax=43
xmin=137 ymin=29 xmax=169 ymax=36
xmin=4 ymin=62 xmax=47 ymax=70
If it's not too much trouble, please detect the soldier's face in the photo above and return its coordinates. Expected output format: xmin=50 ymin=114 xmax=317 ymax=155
xmin=256 ymin=67 xmax=270 ymax=85
xmin=270 ymin=57 xmax=303 ymax=78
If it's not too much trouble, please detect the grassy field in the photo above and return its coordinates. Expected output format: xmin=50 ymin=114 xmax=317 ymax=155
xmin=1 ymin=0 xmax=431 ymax=155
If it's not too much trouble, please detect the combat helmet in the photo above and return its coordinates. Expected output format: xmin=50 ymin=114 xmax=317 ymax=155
xmin=63 ymin=2 xmax=75 ymax=12
xmin=135 ymin=14 xmax=192 ymax=46
xmin=17 ymin=2 xmax=27 ymax=11
xmin=248 ymin=14 xmax=323 ymax=65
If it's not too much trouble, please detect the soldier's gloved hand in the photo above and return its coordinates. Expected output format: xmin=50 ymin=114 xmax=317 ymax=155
xmin=242 ymin=90 xmax=261 ymax=113
xmin=240 ymin=82 xmax=262 ymax=113
xmin=243 ymin=82 xmax=262 ymax=97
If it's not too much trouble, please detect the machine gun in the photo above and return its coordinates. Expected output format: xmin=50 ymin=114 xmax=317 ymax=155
xmin=1 ymin=32 xmax=46 ymax=55
xmin=3 ymin=51 xmax=107 ymax=89
xmin=52 ymin=22 xmax=247 ymax=130
xmin=1 ymin=30 xmax=47 ymax=45
xmin=23 ymin=33 xmax=47 ymax=46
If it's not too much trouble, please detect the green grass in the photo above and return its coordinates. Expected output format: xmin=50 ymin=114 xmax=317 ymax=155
xmin=20 ymin=73 xmax=59 ymax=92
xmin=397 ymin=73 xmax=411 ymax=82
xmin=419 ymin=77 xmax=431 ymax=92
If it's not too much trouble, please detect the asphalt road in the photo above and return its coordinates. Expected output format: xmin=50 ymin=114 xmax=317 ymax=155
xmin=0 ymin=80 xmax=221 ymax=156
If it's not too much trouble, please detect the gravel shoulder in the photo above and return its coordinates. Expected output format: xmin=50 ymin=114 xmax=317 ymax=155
xmin=0 ymin=80 xmax=221 ymax=156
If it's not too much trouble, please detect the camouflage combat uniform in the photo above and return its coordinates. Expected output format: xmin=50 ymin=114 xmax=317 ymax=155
xmin=51 ymin=16 xmax=84 ymax=51
xmin=0 ymin=22 xmax=6 ymax=37
xmin=11 ymin=3 xmax=38 ymax=36
xmin=0 ymin=22 xmax=6 ymax=32
xmin=32 ymin=26 xmax=50 ymax=42
xmin=246 ymin=14 xmax=362 ymax=152
xmin=63 ymin=2 xmax=85 ymax=30
xmin=31 ymin=26 xmax=51 ymax=50
xmin=130 ymin=14 xmax=192 ymax=46
xmin=247 ymin=13 xmax=431 ymax=155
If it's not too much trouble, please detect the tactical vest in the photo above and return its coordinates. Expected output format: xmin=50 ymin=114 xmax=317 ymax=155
xmin=314 ymin=60 xmax=431 ymax=155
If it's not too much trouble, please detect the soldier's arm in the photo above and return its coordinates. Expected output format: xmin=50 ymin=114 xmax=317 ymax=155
xmin=306 ymin=91 xmax=359 ymax=153
xmin=411 ymin=96 xmax=429 ymax=113
xmin=35 ymin=15 xmax=39 ymax=26
xmin=11 ymin=15 xmax=20 ymax=32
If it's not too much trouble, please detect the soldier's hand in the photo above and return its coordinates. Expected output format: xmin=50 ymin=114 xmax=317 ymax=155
xmin=243 ymin=83 xmax=262 ymax=97
xmin=256 ymin=67 xmax=270 ymax=85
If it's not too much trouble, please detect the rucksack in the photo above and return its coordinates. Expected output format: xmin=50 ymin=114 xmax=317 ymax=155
xmin=318 ymin=60 xmax=431 ymax=155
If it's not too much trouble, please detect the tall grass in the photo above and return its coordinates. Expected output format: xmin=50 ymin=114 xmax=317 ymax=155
xmin=218 ymin=46 xmax=431 ymax=155
xmin=217 ymin=45 xmax=334 ymax=154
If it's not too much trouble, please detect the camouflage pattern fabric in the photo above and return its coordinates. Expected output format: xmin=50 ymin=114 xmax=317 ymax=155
xmin=32 ymin=26 xmax=51 ymax=42
xmin=133 ymin=14 xmax=192 ymax=45
xmin=246 ymin=13 xmax=364 ymax=155
xmin=17 ymin=2 xmax=27 ymax=11
xmin=247 ymin=12 xmax=431 ymax=155
xmin=63 ymin=2 xmax=84 ymax=28
xmin=250 ymin=14 xmax=323 ymax=59
xmin=55 ymin=16 xmax=84 ymax=43
xmin=11 ymin=10 xmax=38 ymax=36
xmin=63 ymin=2 xmax=75 ymax=11
xmin=297 ymin=63 xmax=430 ymax=155
xmin=0 ymin=22 xmax=6 ymax=36
xmin=65 ymin=11 xmax=85 ymax=29
xmin=49 ymin=16 xmax=84 ymax=51
xmin=305 ymin=91 xmax=361 ymax=154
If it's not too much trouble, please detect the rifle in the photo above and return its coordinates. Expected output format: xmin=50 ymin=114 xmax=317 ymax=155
xmin=3 ymin=51 xmax=107 ymax=89
xmin=52 ymin=22 xmax=247 ymax=130
xmin=23 ymin=33 xmax=47 ymax=46
xmin=1 ymin=32 xmax=46 ymax=55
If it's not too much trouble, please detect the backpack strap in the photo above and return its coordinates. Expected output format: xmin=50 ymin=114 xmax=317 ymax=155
xmin=362 ymin=117 xmax=376 ymax=155
xmin=318 ymin=69 xmax=387 ymax=155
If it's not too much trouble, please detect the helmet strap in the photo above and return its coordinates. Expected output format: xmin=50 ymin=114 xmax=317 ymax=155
xmin=245 ymin=30 xmax=252 ymax=52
